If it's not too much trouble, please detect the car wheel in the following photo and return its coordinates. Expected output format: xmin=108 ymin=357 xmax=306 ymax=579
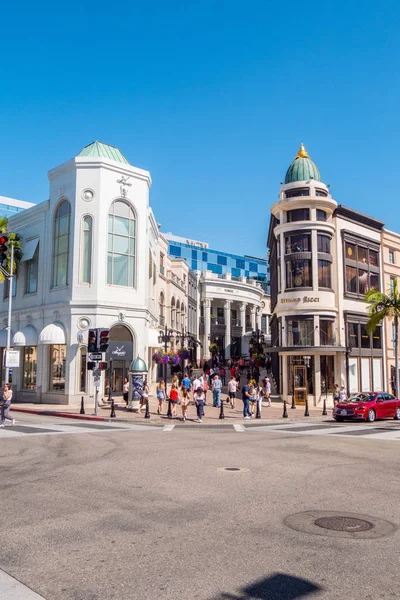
xmin=367 ymin=409 xmax=376 ymax=423
xmin=395 ymin=407 xmax=400 ymax=420
xmin=334 ymin=417 xmax=344 ymax=422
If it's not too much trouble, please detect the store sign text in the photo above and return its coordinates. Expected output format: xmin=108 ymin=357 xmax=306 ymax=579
xmin=280 ymin=297 xmax=320 ymax=304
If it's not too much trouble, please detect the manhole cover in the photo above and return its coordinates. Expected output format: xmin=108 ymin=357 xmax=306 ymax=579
xmin=314 ymin=516 xmax=373 ymax=532
xmin=284 ymin=510 xmax=397 ymax=539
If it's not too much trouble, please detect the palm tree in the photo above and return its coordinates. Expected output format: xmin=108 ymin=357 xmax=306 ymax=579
xmin=365 ymin=278 xmax=400 ymax=397
xmin=0 ymin=216 xmax=22 ymax=284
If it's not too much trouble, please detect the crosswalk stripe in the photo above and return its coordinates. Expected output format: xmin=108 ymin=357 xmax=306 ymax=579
xmin=234 ymin=424 xmax=246 ymax=432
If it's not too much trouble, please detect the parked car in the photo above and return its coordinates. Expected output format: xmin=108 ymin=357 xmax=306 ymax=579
xmin=333 ymin=392 xmax=400 ymax=423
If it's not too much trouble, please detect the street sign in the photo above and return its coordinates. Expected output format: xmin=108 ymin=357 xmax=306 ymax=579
xmin=5 ymin=350 xmax=20 ymax=368
xmin=89 ymin=353 xmax=102 ymax=361
xmin=93 ymin=376 xmax=101 ymax=387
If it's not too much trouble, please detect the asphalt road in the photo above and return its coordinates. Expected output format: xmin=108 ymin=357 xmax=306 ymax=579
xmin=0 ymin=413 xmax=399 ymax=600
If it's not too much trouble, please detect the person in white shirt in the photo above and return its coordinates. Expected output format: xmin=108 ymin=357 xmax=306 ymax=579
xmin=192 ymin=377 xmax=201 ymax=401
xmin=227 ymin=376 xmax=238 ymax=408
xmin=339 ymin=386 xmax=347 ymax=403
xmin=265 ymin=378 xmax=272 ymax=407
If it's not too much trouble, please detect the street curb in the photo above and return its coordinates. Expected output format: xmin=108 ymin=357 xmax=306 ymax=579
xmin=12 ymin=407 xmax=115 ymax=422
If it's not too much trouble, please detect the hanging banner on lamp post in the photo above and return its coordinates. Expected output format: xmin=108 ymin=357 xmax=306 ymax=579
xmin=5 ymin=350 xmax=20 ymax=368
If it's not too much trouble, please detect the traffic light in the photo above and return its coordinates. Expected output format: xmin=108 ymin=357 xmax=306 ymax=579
xmin=99 ymin=361 xmax=108 ymax=370
xmin=88 ymin=328 xmax=99 ymax=352
xmin=99 ymin=328 xmax=110 ymax=352
xmin=87 ymin=361 xmax=96 ymax=371
xmin=0 ymin=235 xmax=8 ymax=264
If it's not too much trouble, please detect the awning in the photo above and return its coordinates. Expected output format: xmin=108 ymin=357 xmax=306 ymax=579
xmin=13 ymin=326 xmax=38 ymax=347
xmin=147 ymin=328 xmax=161 ymax=347
xmin=0 ymin=329 xmax=11 ymax=347
xmin=20 ymin=238 xmax=39 ymax=262
xmin=39 ymin=323 xmax=66 ymax=345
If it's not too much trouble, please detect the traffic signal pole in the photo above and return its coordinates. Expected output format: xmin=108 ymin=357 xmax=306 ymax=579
xmin=5 ymin=242 xmax=14 ymax=385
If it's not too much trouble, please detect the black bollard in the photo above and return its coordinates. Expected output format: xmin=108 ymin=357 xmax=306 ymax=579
xmin=110 ymin=397 xmax=116 ymax=418
xmin=167 ymin=398 xmax=172 ymax=419
xmin=144 ymin=397 xmax=150 ymax=419
xmin=291 ymin=396 xmax=296 ymax=409
xmin=322 ymin=396 xmax=328 ymax=416
xmin=80 ymin=396 xmax=85 ymax=415
xmin=219 ymin=398 xmax=225 ymax=419
xmin=282 ymin=400 xmax=288 ymax=418
xmin=304 ymin=397 xmax=310 ymax=417
xmin=255 ymin=398 xmax=261 ymax=419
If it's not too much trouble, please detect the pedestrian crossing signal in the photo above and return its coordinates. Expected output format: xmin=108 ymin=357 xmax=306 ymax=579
xmin=99 ymin=362 xmax=108 ymax=370
xmin=88 ymin=328 xmax=98 ymax=352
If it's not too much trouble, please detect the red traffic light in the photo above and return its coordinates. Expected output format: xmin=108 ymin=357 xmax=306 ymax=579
xmin=0 ymin=234 xmax=8 ymax=264
xmin=99 ymin=362 xmax=108 ymax=370
xmin=0 ymin=235 xmax=8 ymax=245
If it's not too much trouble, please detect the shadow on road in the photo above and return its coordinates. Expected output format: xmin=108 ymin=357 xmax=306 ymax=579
xmin=211 ymin=573 xmax=322 ymax=600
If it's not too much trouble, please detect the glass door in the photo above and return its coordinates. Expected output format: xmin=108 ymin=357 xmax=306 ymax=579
xmin=294 ymin=365 xmax=307 ymax=405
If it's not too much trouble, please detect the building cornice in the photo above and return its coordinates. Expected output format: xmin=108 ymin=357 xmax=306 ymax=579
xmin=335 ymin=205 xmax=384 ymax=231
xmin=48 ymin=157 xmax=152 ymax=187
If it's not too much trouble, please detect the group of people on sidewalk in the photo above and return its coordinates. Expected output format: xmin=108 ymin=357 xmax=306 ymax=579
xmin=155 ymin=370 xmax=273 ymax=422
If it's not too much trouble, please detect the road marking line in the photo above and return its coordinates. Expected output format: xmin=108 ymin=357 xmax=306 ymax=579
xmin=0 ymin=568 xmax=46 ymax=599
xmin=234 ymin=424 xmax=246 ymax=432
xmin=162 ymin=424 xmax=175 ymax=431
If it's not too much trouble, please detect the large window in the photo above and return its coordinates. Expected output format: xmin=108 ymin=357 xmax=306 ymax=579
xmin=317 ymin=234 xmax=330 ymax=254
xmin=316 ymin=209 xmax=327 ymax=221
xmin=49 ymin=344 xmax=66 ymax=391
xmin=107 ymin=201 xmax=136 ymax=287
xmin=318 ymin=260 xmax=331 ymax=288
xmin=287 ymin=318 xmax=314 ymax=346
xmin=26 ymin=243 xmax=39 ymax=294
xmin=23 ymin=346 xmax=37 ymax=390
xmin=81 ymin=216 xmax=92 ymax=284
xmin=320 ymin=319 xmax=334 ymax=345
xmin=287 ymin=208 xmax=310 ymax=222
xmin=285 ymin=233 xmax=311 ymax=254
xmin=347 ymin=322 xmax=382 ymax=350
xmin=159 ymin=292 xmax=165 ymax=326
xmin=286 ymin=188 xmax=309 ymax=198
xmin=344 ymin=239 xmax=380 ymax=297
xmin=321 ymin=356 xmax=334 ymax=394
xmin=286 ymin=259 xmax=312 ymax=289
xmin=52 ymin=200 xmax=71 ymax=288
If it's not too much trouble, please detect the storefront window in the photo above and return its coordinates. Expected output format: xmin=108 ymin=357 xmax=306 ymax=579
xmin=286 ymin=259 xmax=312 ymax=289
xmin=288 ymin=356 xmax=314 ymax=395
xmin=348 ymin=322 xmax=358 ymax=347
xmin=23 ymin=346 xmax=37 ymax=390
xmin=348 ymin=322 xmax=382 ymax=350
xmin=287 ymin=318 xmax=314 ymax=346
xmin=321 ymin=356 xmax=334 ymax=394
xmin=78 ymin=346 xmax=87 ymax=393
xmin=318 ymin=260 xmax=331 ymax=288
xmin=50 ymin=344 xmax=66 ymax=391
xmin=320 ymin=320 xmax=334 ymax=345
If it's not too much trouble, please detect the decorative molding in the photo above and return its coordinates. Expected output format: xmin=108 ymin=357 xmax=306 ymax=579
xmin=118 ymin=311 xmax=126 ymax=322
xmin=117 ymin=176 xmax=132 ymax=198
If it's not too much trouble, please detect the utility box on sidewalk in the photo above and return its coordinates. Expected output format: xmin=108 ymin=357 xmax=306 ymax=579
xmin=128 ymin=356 xmax=148 ymax=412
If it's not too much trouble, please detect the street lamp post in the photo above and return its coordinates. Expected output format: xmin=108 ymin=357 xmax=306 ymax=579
xmin=158 ymin=325 xmax=175 ymax=418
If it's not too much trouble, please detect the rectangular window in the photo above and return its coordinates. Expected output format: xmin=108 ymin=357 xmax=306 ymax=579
xmin=321 ymin=356 xmax=334 ymax=393
xmin=344 ymin=238 xmax=380 ymax=298
xmin=372 ymin=327 xmax=382 ymax=349
xmin=286 ymin=259 xmax=312 ymax=289
xmin=348 ymin=323 xmax=358 ymax=348
xmin=320 ymin=320 xmax=334 ymax=345
xmin=49 ymin=344 xmax=66 ymax=392
xmin=361 ymin=357 xmax=371 ymax=392
xmin=192 ymin=260 xmax=198 ymax=270
xmin=318 ymin=260 xmax=331 ymax=288
xmin=208 ymin=263 xmax=222 ymax=274
xmin=285 ymin=189 xmax=309 ymax=198
xmin=192 ymin=249 xmax=197 ymax=259
xmin=287 ymin=319 xmax=314 ymax=346
xmin=285 ymin=233 xmax=311 ymax=253
xmin=23 ymin=346 xmax=37 ymax=390
xmin=249 ymin=262 xmax=258 ymax=272
xmin=317 ymin=234 xmax=331 ymax=254
xmin=202 ymin=252 xmax=208 ymax=262
xmin=389 ymin=250 xmax=395 ymax=264
xmin=236 ymin=259 xmax=245 ymax=269
xmin=360 ymin=325 xmax=370 ymax=348
xmin=373 ymin=358 xmax=383 ymax=391
xmin=232 ymin=268 xmax=241 ymax=277
xmin=346 ymin=266 xmax=357 ymax=293
xmin=316 ymin=209 xmax=327 ymax=221
xmin=315 ymin=190 xmax=328 ymax=198
xmin=287 ymin=208 xmax=310 ymax=222
xmin=348 ymin=357 xmax=359 ymax=393
xmin=25 ymin=244 xmax=39 ymax=294
xmin=169 ymin=246 xmax=181 ymax=257
xmin=217 ymin=255 xmax=227 ymax=266
xmin=390 ymin=277 xmax=396 ymax=293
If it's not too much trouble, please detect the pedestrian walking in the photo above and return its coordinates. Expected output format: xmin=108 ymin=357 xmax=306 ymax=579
xmin=265 ymin=378 xmax=272 ymax=407
xmin=123 ymin=377 xmax=129 ymax=408
xmin=212 ymin=374 xmax=222 ymax=407
xmin=256 ymin=385 xmax=264 ymax=416
xmin=339 ymin=385 xmax=347 ymax=403
xmin=227 ymin=376 xmax=238 ymax=408
xmin=139 ymin=378 xmax=150 ymax=412
xmin=169 ymin=383 xmax=179 ymax=417
xmin=220 ymin=367 xmax=226 ymax=386
xmin=241 ymin=382 xmax=252 ymax=419
xmin=180 ymin=386 xmax=190 ymax=421
xmin=333 ymin=383 xmax=340 ymax=406
xmin=0 ymin=384 xmax=14 ymax=427
xmin=156 ymin=381 xmax=166 ymax=414
xmin=182 ymin=373 xmax=192 ymax=393
xmin=194 ymin=387 xmax=205 ymax=423
xmin=249 ymin=384 xmax=257 ymax=416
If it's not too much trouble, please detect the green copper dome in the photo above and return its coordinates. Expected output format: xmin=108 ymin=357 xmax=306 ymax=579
xmin=129 ymin=356 xmax=148 ymax=373
xmin=78 ymin=141 xmax=129 ymax=164
xmin=284 ymin=144 xmax=321 ymax=184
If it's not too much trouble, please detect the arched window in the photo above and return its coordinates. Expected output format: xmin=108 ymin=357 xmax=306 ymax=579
xmin=81 ymin=216 xmax=92 ymax=284
xmin=176 ymin=300 xmax=180 ymax=332
xmin=107 ymin=200 xmax=136 ymax=287
xmin=159 ymin=292 xmax=165 ymax=326
xmin=53 ymin=200 xmax=71 ymax=288
xmin=181 ymin=305 xmax=185 ymax=332
xmin=171 ymin=297 xmax=176 ymax=329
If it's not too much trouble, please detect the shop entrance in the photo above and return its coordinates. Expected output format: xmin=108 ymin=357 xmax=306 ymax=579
xmin=104 ymin=325 xmax=134 ymax=397
xmin=294 ymin=365 xmax=307 ymax=405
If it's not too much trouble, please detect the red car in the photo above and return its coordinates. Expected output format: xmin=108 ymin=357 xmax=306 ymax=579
xmin=333 ymin=392 xmax=400 ymax=423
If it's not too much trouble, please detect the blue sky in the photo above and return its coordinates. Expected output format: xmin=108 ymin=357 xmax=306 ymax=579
xmin=1 ymin=0 xmax=399 ymax=257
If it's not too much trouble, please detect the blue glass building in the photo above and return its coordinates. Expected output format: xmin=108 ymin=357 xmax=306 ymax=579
xmin=165 ymin=234 xmax=270 ymax=292
xmin=0 ymin=197 xmax=35 ymax=219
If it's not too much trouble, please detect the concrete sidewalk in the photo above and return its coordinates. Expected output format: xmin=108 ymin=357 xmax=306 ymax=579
xmin=11 ymin=395 xmax=331 ymax=425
